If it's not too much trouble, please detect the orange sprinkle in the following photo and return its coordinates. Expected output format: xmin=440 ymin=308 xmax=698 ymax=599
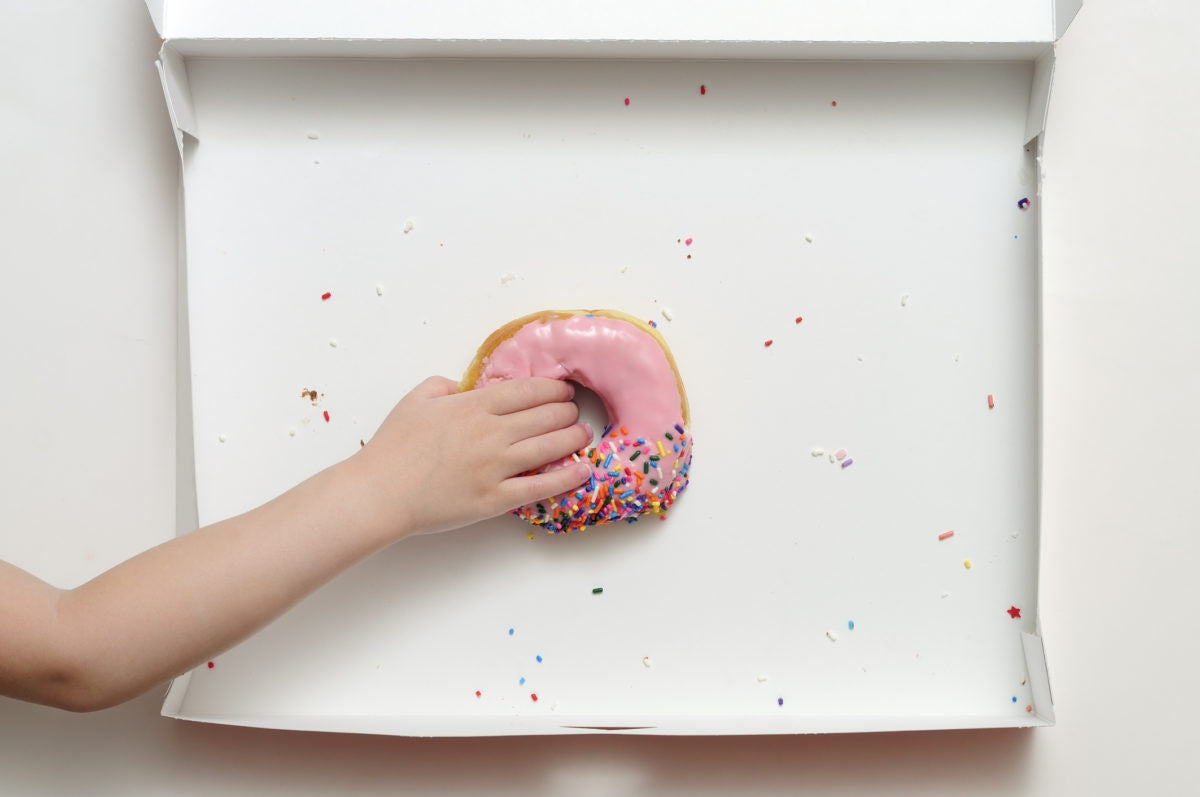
xmin=988 ymin=394 xmax=996 ymax=409
xmin=938 ymin=530 xmax=955 ymax=541
xmin=620 ymin=426 xmax=629 ymax=436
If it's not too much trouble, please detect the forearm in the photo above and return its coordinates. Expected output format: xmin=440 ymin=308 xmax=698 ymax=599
xmin=46 ymin=453 xmax=401 ymax=711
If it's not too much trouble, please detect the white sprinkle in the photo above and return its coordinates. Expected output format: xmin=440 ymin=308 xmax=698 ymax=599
xmin=217 ymin=433 xmax=227 ymax=443
xmin=306 ymin=131 xmax=319 ymax=140
xmin=900 ymin=293 xmax=910 ymax=307
xmin=941 ymin=592 xmax=951 ymax=599
xmin=856 ymin=354 xmax=864 ymax=362
xmin=825 ymin=630 xmax=839 ymax=642
xmin=642 ymin=656 xmax=653 ymax=668
xmin=661 ymin=307 xmax=673 ymax=321
xmin=287 ymin=427 xmax=296 ymax=437
xmin=313 ymin=159 xmax=320 ymax=165
xmin=375 ymin=284 xmax=384 ymax=296
xmin=810 ymin=447 xmax=825 ymax=457
xmin=619 ymin=265 xmax=629 ymax=274
xmin=328 ymin=338 xmax=339 ymax=348
xmin=756 ymin=674 xmax=769 ymax=683
xmin=499 ymin=272 xmax=516 ymax=286
xmin=804 ymin=233 xmax=814 ymax=243
xmin=1020 ymin=673 xmax=1028 ymax=686
xmin=402 ymin=219 xmax=415 ymax=234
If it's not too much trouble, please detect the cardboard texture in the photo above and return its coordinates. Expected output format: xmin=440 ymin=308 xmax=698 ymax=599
xmin=151 ymin=0 xmax=1075 ymax=736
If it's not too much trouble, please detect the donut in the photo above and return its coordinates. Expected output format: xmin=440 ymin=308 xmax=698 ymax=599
xmin=461 ymin=309 xmax=693 ymax=533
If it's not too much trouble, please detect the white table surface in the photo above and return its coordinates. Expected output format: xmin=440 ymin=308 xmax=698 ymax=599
xmin=1 ymin=1 xmax=1197 ymax=794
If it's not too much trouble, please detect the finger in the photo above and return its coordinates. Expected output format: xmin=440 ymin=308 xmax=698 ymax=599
xmin=501 ymin=462 xmax=592 ymax=510
xmin=410 ymin=375 xmax=459 ymax=399
xmin=507 ymin=422 xmax=593 ymax=474
xmin=479 ymin=378 xmax=574 ymax=415
xmin=503 ymin=401 xmax=581 ymax=443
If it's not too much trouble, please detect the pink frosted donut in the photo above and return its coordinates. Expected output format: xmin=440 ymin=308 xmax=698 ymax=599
xmin=460 ymin=309 xmax=693 ymax=533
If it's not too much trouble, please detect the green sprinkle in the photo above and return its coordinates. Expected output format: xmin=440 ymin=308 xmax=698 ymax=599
xmin=649 ymin=454 xmax=661 ymax=461
xmin=630 ymin=450 xmax=641 ymax=461
xmin=592 ymin=587 xmax=604 ymax=594
xmin=649 ymin=479 xmax=659 ymax=486
xmin=665 ymin=432 xmax=674 ymax=440
xmin=643 ymin=462 xmax=650 ymax=474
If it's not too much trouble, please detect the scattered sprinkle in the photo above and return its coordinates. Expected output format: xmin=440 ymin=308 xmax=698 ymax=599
xmin=1018 ymin=197 xmax=1031 ymax=210
xmin=375 ymin=284 xmax=384 ymax=296
xmin=900 ymin=293 xmax=910 ymax=307
xmin=763 ymin=339 xmax=774 ymax=348
xmin=810 ymin=448 xmax=825 ymax=457
xmin=964 ymin=559 xmax=973 ymax=570
xmin=661 ymin=307 xmax=673 ymax=321
xmin=757 ymin=674 xmax=769 ymax=683
xmin=328 ymin=338 xmax=338 ymax=348
xmin=841 ymin=458 xmax=854 ymax=469
xmin=624 ymin=97 xmax=630 ymax=106
xmin=700 ymin=84 xmax=707 ymax=95
xmin=642 ymin=656 xmax=653 ymax=668
xmin=831 ymin=100 xmax=838 ymax=107
xmin=938 ymin=530 xmax=955 ymax=541
xmin=1007 ymin=606 xmax=1022 ymax=619
xmin=1026 ymin=705 xmax=1034 ymax=712
xmin=402 ymin=219 xmax=414 ymax=234
xmin=217 ymin=433 xmax=227 ymax=443
xmin=804 ymin=233 xmax=814 ymax=243
xmin=941 ymin=592 xmax=951 ymax=599
xmin=287 ymin=427 xmax=296 ymax=437
xmin=834 ymin=448 xmax=848 ymax=461
xmin=500 ymin=272 xmax=516 ymax=286
xmin=508 ymin=628 xmax=515 ymax=636
xmin=988 ymin=393 xmax=996 ymax=410
xmin=619 ymin=265 xmax=629 ymax=274
xmin=592 ymin=587 xmax=604 ymax=594
xmin=207 ymin=661 xmax=214 ymax=669
xmin=359 ymin=439 xmax=365 ymax=448
xmin=306 ymin=131 xmax=319 ymax=140
xmin=475 ymin=690 xmax=482 ymax=698
xmin=519 ymin=677 xmax=526 ymax=685
xmin=1012 ymin=696 xmax=1018 ymax=703
xmin=531 ymin=693 xmax=539 ymax=702
xmin=826 ymin=630 xmax=838 ymax=642
xmin=648 ymin=319 xmax=657 ymax=328
xmin=527 ymin=531 xmax=535 ymax=541
xmin=1020 ymin=673 xmax=1028 ymax=686
xmin=536 ymin=655 xmax=543 ymax=663
xmin=321 ymin=291 xmax=332 ymax=300
xmin=684 ymin=237 xmax=693 ymax=246
xmin=323 ymin=410 xmax=330 ymax=423
xmin=777 ymin=697 xmax=784 ymax=706
xmin=794 ymin=315 xmax=803 ymax=324
xmin=848 ymin=620 xmax=855 ymax=631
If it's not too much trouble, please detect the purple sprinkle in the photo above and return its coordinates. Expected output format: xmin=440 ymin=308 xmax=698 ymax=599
xmin=841 ymin=458 xmax=854 ymax=469
xmin=674 ymin=423 xmax=685 ymax=434
xmin=1017 ymin=197 xmax=1030 ymax=209
xmin=777 ymin=697 xmax=784 ymax=706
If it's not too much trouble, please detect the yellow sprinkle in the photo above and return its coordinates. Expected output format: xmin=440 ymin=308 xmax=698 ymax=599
xmin=657 ymin=440 xmax=667 ymax=458
xmin=528 ymin=532 xmax=535 ymax=541
xmin=963 ymin=559 xmax=972 ymax=569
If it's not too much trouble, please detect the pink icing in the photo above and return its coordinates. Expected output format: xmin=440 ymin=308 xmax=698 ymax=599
xmin=475 ymin=313 xmax=692 ymax=533
xmin=476 ymin=314 xmax=682 ymax=436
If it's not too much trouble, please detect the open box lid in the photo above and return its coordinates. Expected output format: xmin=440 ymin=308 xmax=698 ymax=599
xmin=151 ymin=0 xmax=1074 ymax=736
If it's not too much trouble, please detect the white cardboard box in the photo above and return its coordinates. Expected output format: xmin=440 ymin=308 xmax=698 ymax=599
xmin=151 ymin=0 xmax=1076 ymax=736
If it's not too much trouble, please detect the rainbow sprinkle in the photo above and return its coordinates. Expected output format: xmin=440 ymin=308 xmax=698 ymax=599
xmin=512 ymin=420 xmax=694 ymax=534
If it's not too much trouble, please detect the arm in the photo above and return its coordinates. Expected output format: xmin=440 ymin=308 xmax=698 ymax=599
xmin=0 ymin=376 xmax=591 ymax=711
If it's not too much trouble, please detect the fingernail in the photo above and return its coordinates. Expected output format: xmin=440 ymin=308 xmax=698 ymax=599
xmin=580 ymin=421 xmax=593 ymax=439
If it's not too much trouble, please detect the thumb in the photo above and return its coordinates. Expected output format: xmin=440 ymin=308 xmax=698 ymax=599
xmin=410 ymin=375 xmax=460 ymax=399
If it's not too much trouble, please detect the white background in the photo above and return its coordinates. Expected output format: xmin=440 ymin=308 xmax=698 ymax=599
xmin=1 ymin=0 xmax=1197 ymax=793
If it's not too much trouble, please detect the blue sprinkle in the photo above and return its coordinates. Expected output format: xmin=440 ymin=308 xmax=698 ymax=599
xmin=1012 ymin=696 xmax=1018 ymax=703
xmin=673 ymin=444 xmax=680 ymax=453
xmin=520 ymin=677 xmax=526 ymax=685
xmin=848 ymin=620 xmax=855 ymax=630
xmin=603 ymin=453 xmax=613 ymax=469
xmin=508 ymin=628 xmax=514 ymax=636
xmin=636 ymin=437 xmax=645 ymax=444
xmin=536 ymin=655 xmax=543 ymax=663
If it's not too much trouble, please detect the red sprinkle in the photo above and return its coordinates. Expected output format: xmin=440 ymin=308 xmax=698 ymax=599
xmin=475 ymin=690 xmax=482 ymax=698
xmin=764 ymin=339 xmax=774 ymax=348
xmin=938 ymin=530 xmax=955 ymax=541
xmin=530 ymin=693 xmax=539 ymax=702
xmin=700 ymin=84 xmax=707 ymax=95
xmin=831 ymin=100 xmax=838 ymax=107
xmin=323 ymin=410 xmax=330 ymax=422
xmin=794 ymin=316 xmax=803 ymax=324
xmin=624 ymin=97 xmax=630 ymax=106
xmin=321 ymin=292 xmax=332 ymax=300
xmin=207 ymin=661 xmax=214 ymax=669
xmin=988 ymin=394 xmax=996 ymax=409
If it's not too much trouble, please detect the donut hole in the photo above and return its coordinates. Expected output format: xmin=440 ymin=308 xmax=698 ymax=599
xmin=570 ymin=382 xmax=609 ymax=448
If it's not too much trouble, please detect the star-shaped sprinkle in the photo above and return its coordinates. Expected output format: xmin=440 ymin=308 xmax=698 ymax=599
xmin=1007 ymin=606 xmax=1022 ymax=619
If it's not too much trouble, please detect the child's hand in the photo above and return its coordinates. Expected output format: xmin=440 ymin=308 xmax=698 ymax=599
xmin=353 ymin=376 xmax=592 ymax=537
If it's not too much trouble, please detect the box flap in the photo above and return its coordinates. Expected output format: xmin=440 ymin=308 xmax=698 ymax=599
xmin=149 ymin=0 xmax=1069 ymax=45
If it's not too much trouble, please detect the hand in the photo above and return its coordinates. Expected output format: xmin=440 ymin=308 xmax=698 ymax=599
xmin=352 ymin=376 xmax=592 ymax=537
